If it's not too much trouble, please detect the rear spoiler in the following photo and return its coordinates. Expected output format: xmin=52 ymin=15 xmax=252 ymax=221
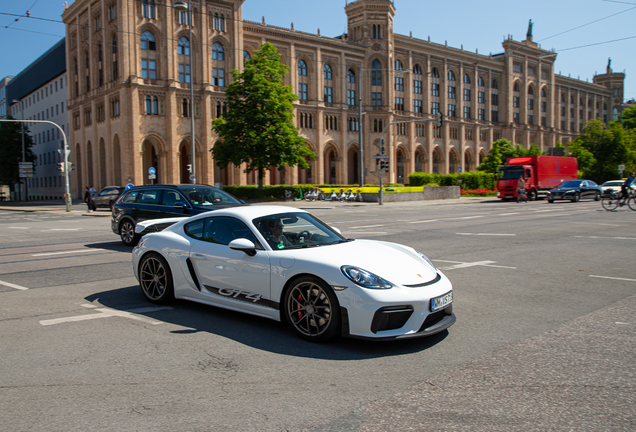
xmin=135 ymin=217 xmax=189 ymax=235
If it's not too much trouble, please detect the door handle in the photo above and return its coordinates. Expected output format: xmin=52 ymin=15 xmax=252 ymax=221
xmin=192 ymin=253 xmax=207 ymax=260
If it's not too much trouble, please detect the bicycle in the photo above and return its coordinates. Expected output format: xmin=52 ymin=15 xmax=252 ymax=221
xmin=601 ymin=188 xmax=636 ymax=211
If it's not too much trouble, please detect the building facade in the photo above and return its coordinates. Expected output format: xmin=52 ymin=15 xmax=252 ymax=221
xmin=61 ymin=0 xmax=625 ymax=197
xmin=0 ymin=76 xmax=13 ymax=119
xmin=8 ymin=39 xmax=69 ymax=200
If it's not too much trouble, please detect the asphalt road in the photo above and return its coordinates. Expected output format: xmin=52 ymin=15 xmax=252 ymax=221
xmin=0 ymin=199 xmax=634 ymax=431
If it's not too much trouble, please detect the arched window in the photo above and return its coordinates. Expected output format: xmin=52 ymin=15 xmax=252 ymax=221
xmin=528 ymin=86 xmax=534 ymax=95
xmin=413 ymin=64 xmax=422 ymax=75
xmin=140 ymin=31 xmax=156 ymax=50
xmin=298 ymin=60 xmax=307 ymax=76
xmin=372 ymin=24 xmax=377 ymax=39
xmin=152 ymin=96 xmax=158 ymax=115
xmin=178 ymin=37 xmax=190 ymax=55
xmin=492 ymin=79 xmax=498 ymax=89
xmin=561 ymin=94 xmax=565 ymax=103
xmin=478 ymin=77 xmax=485 ymax=87
xmin=371 ymin=59 xmax=382 ymax=86
xmin=142 ymin=0 xmax=156 ymax=19
xmin=244 ymin=50 xmax=251 ymax=60
xmin=347 ymin=69 xmax=355 ymax=83
xmin=463 ymin=74 xmax=470 ymax=84
xmin=541 ymin=88 xmax=547 ymax=97
xmin=514 ymin=82 xmax=520 ymax=92
xmin=145 ymin=95 xmax=152 ymax=114
xmin=214 ymin=13 xmax=219 ymax=30
xmin=448 ymin=71 xmax=456 ymax=81
xmin=324 ymin=64 xmax=332 ymax=80
xmin=111 ymin=34 xmax=118 ymax=80
xmin=220 ymin=14 xmax=225 ymax=32
xmin=182 ymin=98 xmax=189 ymax=117
xmin=431 ymin=67 xmax=440 ymax=78
xmin=212 ymin=42 xmax=224 ymax=60
xmin=395 ymin=60 xmax=403 ymax=71
xmin=613 ymin=107 xmax=619 ymax=120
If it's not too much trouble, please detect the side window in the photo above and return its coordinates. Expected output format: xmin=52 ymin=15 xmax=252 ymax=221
xmin=202 ymin=217 xmax=259 ymax=246
xmin=138 ymin=190 xmax=161 ymax=204
xmin=123 ymin=190 xmax=140 ymax=203
xmin=525 ymin=169 xmax=531 ymax=179
xmin=161 ymin=190 xmax=185 ymax=206
xmin=184 ymin=219 xmax=204 ymax=240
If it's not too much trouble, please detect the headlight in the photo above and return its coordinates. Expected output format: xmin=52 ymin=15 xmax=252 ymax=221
xmin=341 ymin=266 xmax=392 ymax=289
xmin=566 ymin=190 xmax=575 ymax=194
xmin=416 ymin=250 xmax=437 ymax=270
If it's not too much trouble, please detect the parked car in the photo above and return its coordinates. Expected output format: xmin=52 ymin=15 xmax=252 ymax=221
xmin=600 ymin=180 xmax=626 ymax=195
xmin=546 ymin=180 xmax=602 ymax=203
xmin=92 ymin=186 xmax=125 ymax=210
xmin=132 ymin=205 xmax=455 ymax=341
xmin=111 ymin=184 xmax=244 ymax=246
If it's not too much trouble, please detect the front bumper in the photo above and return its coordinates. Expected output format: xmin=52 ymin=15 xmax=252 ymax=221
xmin=336 ymin=271 xmax=455 ymax=339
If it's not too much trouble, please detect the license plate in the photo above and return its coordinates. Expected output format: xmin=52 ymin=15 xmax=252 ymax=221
xmin=430 ymin=291 xmax=453 ymax=312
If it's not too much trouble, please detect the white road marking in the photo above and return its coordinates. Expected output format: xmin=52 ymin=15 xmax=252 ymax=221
xmin=7 ymin=227 xmax=30 ymax=230
xmin=408 ymin=219 xmax=439 ymax=224
xmin=574 ymin=236 xmax=636 ymax=241
xmin=589 ymin=275 xmax=636 ymax=282
xmin=433 ymin=259 xmax=516 ymax=271
xmin=0 ymin=279 xmax=29 ymax=290
xmin=40 ymin=228 xmax=83 ymax=232
xmin=456 ymin=233 xmax=516 ymax=236
xmin=498 ymin=213 xmax=520 ymax=216
xmin=447 ymin=216 xmax=484 ymax=220
xmin=571 ymin=222 xmax=620 ymax=227
xmin=349 ymin=224 xmax=385 ymax=229
xmin=39 ymin=306 xmax=173 ymax=326
xmin=32 ymin=249 xmax=107 ymax=257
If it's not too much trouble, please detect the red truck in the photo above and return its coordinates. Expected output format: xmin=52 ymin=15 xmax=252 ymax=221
xmin=496 ymin=155 xmax=578 ymax=201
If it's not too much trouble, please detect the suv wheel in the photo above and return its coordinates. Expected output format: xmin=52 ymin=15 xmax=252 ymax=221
xmin=120 ymin=219 xmax=140 ymax=246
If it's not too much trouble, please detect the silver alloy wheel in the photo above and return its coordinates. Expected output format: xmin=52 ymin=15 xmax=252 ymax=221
xmin=287 ymin=280 xmax=333 ymax=337
xmin=121 ymin=221 xmax=135 ymax=244
xmin=140 ymin=256 xmax=167 ymax=301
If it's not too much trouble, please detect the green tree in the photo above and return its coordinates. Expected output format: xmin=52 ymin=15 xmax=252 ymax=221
xmin=527 ymin=144 xmax=542 ymax=156
xmin=622 ymin=105 xmax=636 ymax=130
xmin=211 ymin=43 xmax=315 ymax=188
xmin=569 ymin=119 xmax=630 ymax=183
xmin=568 ymin=140 xmax=596 ymax=178
xmin=477 ymin=139 xmax=504 ymax=174
xmin=0 ymin=116 xmax=36 ymax=186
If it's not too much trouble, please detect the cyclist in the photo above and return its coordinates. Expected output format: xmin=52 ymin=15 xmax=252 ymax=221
xmin=622 ymin=172 xmax=635 ymax=200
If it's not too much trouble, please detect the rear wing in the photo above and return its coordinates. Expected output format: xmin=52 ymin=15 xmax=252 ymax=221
xmin=135 ymin=217 xmax=189 ymax=235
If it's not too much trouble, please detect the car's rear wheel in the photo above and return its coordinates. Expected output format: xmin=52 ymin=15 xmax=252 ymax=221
xmin=547 ymin=199 xmax=554 ymax=203
xmin=594 ymin=192 xmax=601 ymax=201
xmin=283 ymin=276 xmax=340 ymax=342
xmin=139 ymin=253 xmax=174 ymax=304
xmin=120 ymin=220 xmax=140 ymax=246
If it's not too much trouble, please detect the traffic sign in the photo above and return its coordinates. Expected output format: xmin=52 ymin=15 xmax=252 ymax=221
xmin=458 ymin=166 xmax=462 ymax=173
xmin=126 ymin=183 xmax=134 ymax=190
xmin=373 ymin=155 xmax=389 ymax=159
xmin=148 ymin=174 xmax=157 ymax=180
xmin=149 ymin=167 xmax=156 ymax=175
xmin=618 ymin=165 xmax=625 ymax=171
xmin=189 ymin=174 xmax=196 ymax=184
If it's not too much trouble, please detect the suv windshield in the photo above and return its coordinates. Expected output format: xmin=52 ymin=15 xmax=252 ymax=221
xmin=179 ymin=186 xmax=242 ymax=206
xmin=253 ymin=212 xmax=348 ymax=250
xmin=498 ymin=168 xmax=523 ymax=180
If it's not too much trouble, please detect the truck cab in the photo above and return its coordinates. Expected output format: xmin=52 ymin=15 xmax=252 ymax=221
xmin=497 ymin=165 xmax=534 ymax=200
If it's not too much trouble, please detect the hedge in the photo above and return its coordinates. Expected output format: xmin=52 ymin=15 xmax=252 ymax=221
xmin=408 ymin=172 xmax=496 ymax=190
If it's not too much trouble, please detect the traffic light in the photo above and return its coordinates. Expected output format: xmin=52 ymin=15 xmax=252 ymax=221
xmin=380 ymin=139 xmax=385 ymax=155
xmin=435 ymin=112 xmax=444 ymax=128
xmin=187 ymin=164 xmax=192 ymax=173
xmin=68 ymin=162 xmax=75 ymax=171
xmin=378 ymin=160 xmax=389 ymax=173
xmin=57 ymin=162 xmax=65 ymax=173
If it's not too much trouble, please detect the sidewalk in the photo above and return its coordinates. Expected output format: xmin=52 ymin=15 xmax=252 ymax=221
xmin=0 ymin=196 xmax=495 ymax=214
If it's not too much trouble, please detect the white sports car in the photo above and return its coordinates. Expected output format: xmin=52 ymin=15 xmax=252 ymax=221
xmin=132 ymin=205 xmax=455 ymax=341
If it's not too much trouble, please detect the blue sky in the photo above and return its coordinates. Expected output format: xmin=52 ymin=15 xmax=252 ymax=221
xmin=1 ymin=0 xmax=634 ymax=100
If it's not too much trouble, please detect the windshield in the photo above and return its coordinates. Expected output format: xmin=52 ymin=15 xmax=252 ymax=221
xmin=253 ymin=212 xmax=348 ymax=250
xmin=180 ymin=186 xmax=242 ymax=206
xmin=558 ymin=180 xmax=582 ymax=188
xmin=498 ymin=168 xmax=523 ymax=180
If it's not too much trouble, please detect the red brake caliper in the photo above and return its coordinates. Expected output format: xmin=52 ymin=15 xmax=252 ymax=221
xmin=297 ymin=293 xmax=304 ymax=320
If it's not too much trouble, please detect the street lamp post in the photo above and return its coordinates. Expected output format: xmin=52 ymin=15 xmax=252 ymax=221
xmin=175 ymin=1 xmax=196 ymax=183
xmin=11 ymin=100 xmax=27 ymax=201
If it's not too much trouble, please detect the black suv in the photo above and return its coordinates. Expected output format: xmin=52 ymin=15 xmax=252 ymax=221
xmin=111 ymin=184 xmax=244 ymax=246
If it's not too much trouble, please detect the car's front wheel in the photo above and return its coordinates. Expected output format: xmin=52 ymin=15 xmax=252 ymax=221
xmin=283 ymin=276 xmax=341 ymax=342
xmin=571 ymin=193 xmax=580 ymax=203
xmin=139 ymin=253 xmax=174 ymax=304
xmin=120 ymin=220 xmax=140 ymax=246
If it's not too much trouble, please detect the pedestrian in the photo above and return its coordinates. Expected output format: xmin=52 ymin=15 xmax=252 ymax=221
xmin=517 ymin=177 xmax=528 ymax=203
xmin=84 ymin=186 xmax=94 ymax=212
xmin=89 ymin=185 xmax=97 ymax=211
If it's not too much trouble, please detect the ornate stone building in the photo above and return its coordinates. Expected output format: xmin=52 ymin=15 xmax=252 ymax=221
xmin=62 ymin=0 xmax=625 ymax=196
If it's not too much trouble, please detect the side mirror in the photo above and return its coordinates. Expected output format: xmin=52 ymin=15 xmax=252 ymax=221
xmin=173 ymin=202 xmax=187 ymax=209
xmin=228 ymin=238 xmax=257 ymax=256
